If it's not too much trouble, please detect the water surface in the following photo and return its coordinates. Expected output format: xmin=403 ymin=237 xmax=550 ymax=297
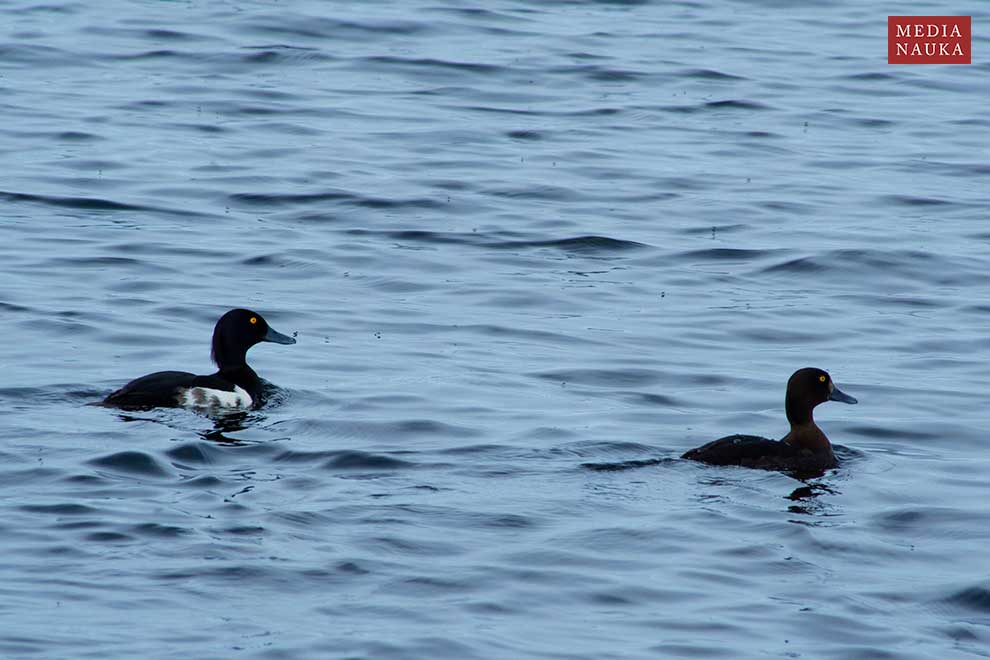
xmin=2 ymin=1 xmax=990 ymax=658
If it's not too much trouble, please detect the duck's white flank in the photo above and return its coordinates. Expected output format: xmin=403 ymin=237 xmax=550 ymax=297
xmin=180 ymin=385 xmax=252 ymax=409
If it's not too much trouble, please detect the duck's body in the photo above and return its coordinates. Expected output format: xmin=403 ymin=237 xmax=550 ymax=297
xmin=104 ymin=369 xmax=256 ymax=410
xmin=682 ymin=368 xmax=856 ymax=475
xmin=101 ymin=309 xmax=295 ymax=411
xmin=681 ymin=433 xmax=835 ymax=473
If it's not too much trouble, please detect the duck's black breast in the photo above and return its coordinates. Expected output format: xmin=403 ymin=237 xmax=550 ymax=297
xmin=682 ymin=434 xmax=835 ymax=473
xmin=102 ymin=370 xmax=199 ymax=409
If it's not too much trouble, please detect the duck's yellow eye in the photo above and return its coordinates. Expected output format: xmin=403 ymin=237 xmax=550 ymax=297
xmin=819 ymin=375 xmax=827 ymax=382
xmin=250 ymin=317 xmax=257 ymax=325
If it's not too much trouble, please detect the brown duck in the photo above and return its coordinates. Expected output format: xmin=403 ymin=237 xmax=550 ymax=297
xmin=682 ymin=368 xmax=857 ymax=476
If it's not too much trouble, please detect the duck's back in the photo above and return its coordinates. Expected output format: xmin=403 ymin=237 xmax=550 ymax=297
xmin=682 ymin=434 xmax=791 ymax=464
xmin=102 ymin=370 xmax=198 ymax=409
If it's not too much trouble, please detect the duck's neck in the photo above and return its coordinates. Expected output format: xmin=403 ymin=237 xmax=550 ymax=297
xmin=785 ymin=390 xmax=814 ymax=426
xmin=784 ymin=394 xmax=831 ymax=453
xmin=217 ymin=364 xmax=261 ymax=397
xmin=782 ymin=422 xmax=832 ymax=453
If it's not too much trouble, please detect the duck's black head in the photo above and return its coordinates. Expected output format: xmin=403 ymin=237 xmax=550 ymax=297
xmin=784 ymin=367 xmax=857 ymax=426
xmin=211 ymin=308 xmax=296 ymax=369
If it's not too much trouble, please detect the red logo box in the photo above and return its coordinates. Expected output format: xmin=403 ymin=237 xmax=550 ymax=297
xmin=888 ymin=16 xmax=971 ymax=64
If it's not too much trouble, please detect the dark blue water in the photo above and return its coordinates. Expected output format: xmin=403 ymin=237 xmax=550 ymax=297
xmin=2 ymin=1 xmax=990 ymax=657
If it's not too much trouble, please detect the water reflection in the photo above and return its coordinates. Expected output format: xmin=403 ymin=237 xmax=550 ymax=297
xmin=199 ymin=411 xmax=252 ymax=444
xmin=108 ymin=408 xmax=260 ymax=445
xmin=786 ymin=482 xmax=839 ymax=516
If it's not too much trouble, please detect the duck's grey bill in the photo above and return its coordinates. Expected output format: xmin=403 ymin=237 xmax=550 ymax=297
xmin=829 ymin=386 xmax=857 ymax=404
xmin=263 ymin=326 xmax=296 ymax=345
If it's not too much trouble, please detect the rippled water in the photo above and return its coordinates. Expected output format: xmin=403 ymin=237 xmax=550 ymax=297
xmin=2 ymin=0 xmax=990 ymax=657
